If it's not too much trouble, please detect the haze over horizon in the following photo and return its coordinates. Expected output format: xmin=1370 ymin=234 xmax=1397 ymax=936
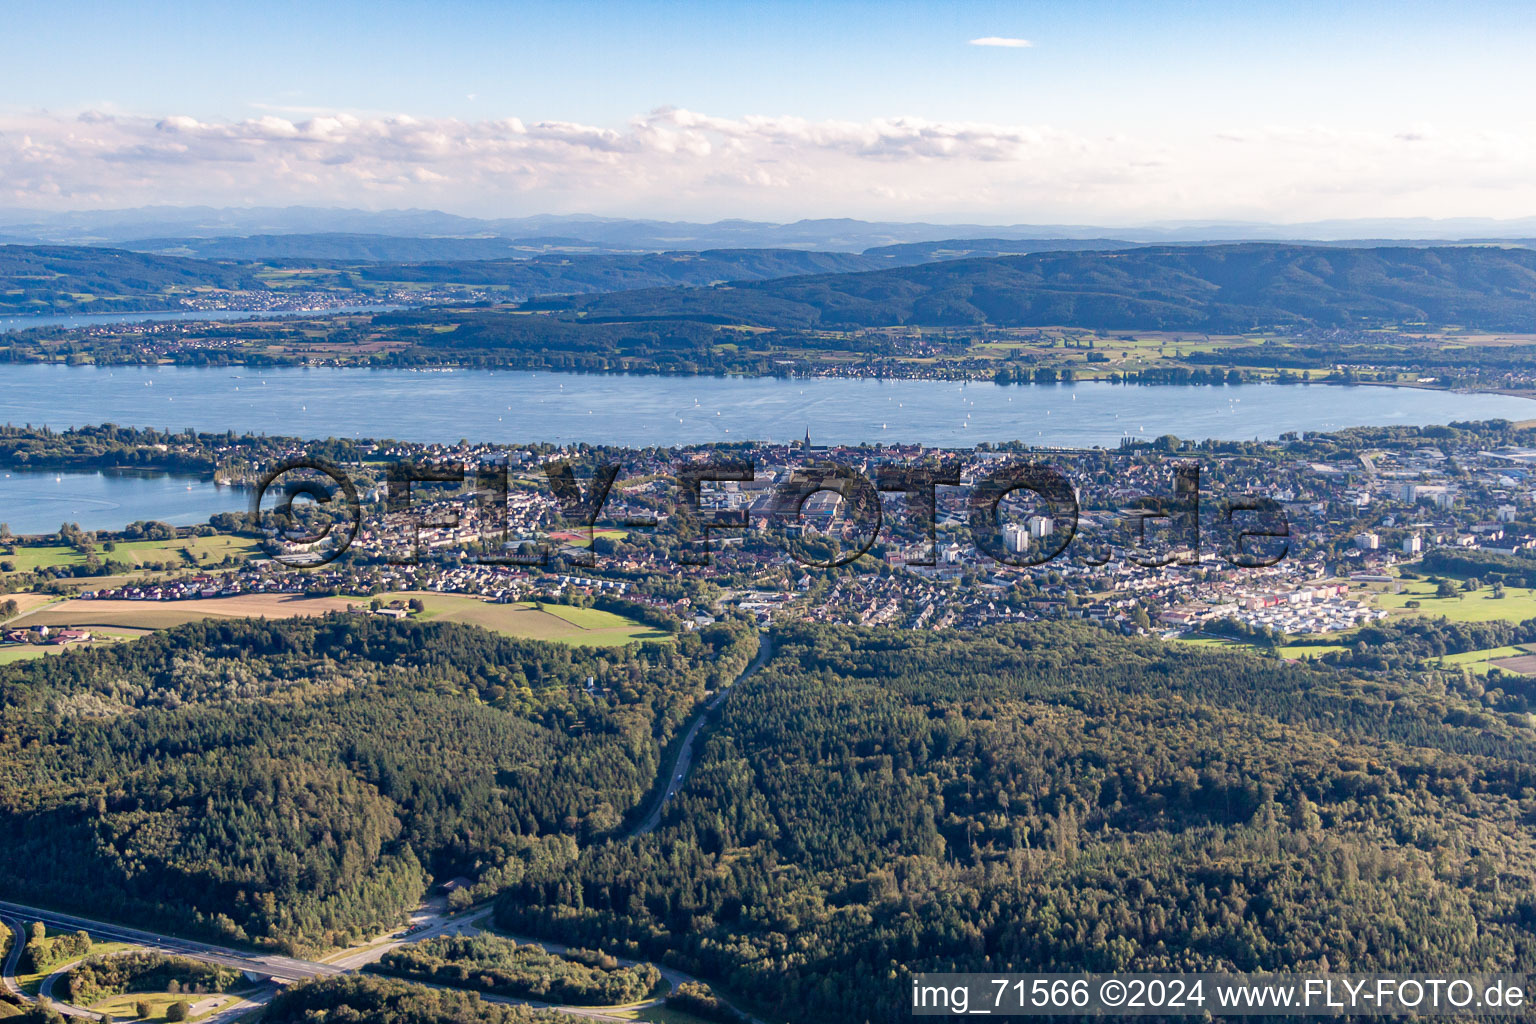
xmin=5 ymin=0 xmax=1536 ymax=224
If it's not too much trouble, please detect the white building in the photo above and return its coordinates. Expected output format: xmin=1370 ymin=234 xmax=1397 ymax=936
xmin=1003 ymin=523 xmax=1029 ymax=555
xmin=1403 ymin=534 xmax=1422 ymax=555
xmin=1026 ymin=515 xmax=1054 ymax=539
xmin=1356 ymin=532 xmax=1380 ymax=551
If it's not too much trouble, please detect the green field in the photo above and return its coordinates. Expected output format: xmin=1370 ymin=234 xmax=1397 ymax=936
xmin=1276 ymin=642 xmax=1349 ymax=660
xmin=1433 ymin=644 xmax=1534 ymax=674
xmin=4 ymin=591 xmax=668 ymax=648
xmin=89 ymin=989 xmax=241 ymax=1023
xmin=1376 ymin=580 xmax=1536 ymax=623
xmin=0 ymin=645 xmax=51 ymax=665
xmin=396 ymin=593 xmax=670 ymax=646
xmin=548 ymin=527 xmax=630 ymax=549
xmin=1169 ymin=634 xmax=1348 ymax=661
xmin=1 ymin=535 xmax=260 ymax=576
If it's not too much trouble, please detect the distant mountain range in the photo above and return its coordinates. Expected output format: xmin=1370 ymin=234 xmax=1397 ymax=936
xmin=10 ymin=240 xmax=1536 ymax=334
xmin=6 ymin=205 xmax=1536 ymax=254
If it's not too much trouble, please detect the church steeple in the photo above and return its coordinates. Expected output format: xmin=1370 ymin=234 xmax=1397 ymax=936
xmin=802 ymin=427 xmax=811 ymax=449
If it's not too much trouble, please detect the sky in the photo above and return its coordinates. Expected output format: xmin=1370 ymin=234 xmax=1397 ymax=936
xmin=5 ymin=0 xmax=1536 ymax=224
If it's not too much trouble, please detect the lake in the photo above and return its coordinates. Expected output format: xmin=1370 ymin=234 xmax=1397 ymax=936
xmin=0 ymin=305 xmax=403 ymax=333
xmin=0 ymin=468 xmax=245 ymax=536
xmin=0 ymin=364 xmax=1531 ymax=449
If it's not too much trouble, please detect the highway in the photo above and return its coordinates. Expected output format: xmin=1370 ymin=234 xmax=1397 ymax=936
xmin=633 ymin=631 xmax=773 ymax=836
xmin=1 ymin=899 xmax=771 ymax=1024
xmin=0 ymin=899 xmax=342 ymax=984
xmin=33 ymin=947 xmax=276 ymax=1022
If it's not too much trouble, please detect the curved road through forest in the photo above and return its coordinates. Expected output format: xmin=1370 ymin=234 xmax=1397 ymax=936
xmin=632 ymin=630 xmax=773 ymax=836
xmin=0 ymin=630 xmax=777 ymax=1023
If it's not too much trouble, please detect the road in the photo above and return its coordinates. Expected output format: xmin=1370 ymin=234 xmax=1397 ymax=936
xmin=632 ymin=631 xmax=773 ymax=836
xmin=0 ymin=631 xmax=779 ymax=1023
xmin=0 ymin=899 xmax=342 ymax=985
xmin=34 ymin=948 xmax=276 ymax=1022
xmin=1 ymin=918 xmax=24 ymax=999
xmin=1 ymin=899 xmax=771 ymax=1024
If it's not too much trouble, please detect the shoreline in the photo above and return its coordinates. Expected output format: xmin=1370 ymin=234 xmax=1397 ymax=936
xmin=9 ymin=356 xmax=1536 ymax=401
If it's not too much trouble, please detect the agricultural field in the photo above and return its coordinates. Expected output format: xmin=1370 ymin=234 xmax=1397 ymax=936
xmin=397 ymin=592 xmax=669 ymax=646
xmin=0 ymin=645 xmax=49 ymax=665
xmin=1375 ymin=579 xmax=1536 ymax=623
xmin=1437 ymin=644 xmax=1535 ymax=674
xmin=3 ymin=590 xmax=668 ymax=649
xmin=4 ymin=593 xmax=366 ymax=631
xmin=1 ymin=593 xmax=60 ymax=622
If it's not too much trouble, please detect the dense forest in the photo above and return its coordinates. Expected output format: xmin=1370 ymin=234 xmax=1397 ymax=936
xmin=259 ymin=976 xmax=563 ymax=1023
xmin=370 ymin=934 xmax=660 ymax=1004
xmin=496 ymin=621 xmax=1536 ymax=1023
xmin=0 ymin=614 xmax=756 ymax=952
xmin=5 ymin=603 xmax=1535 ymax=1022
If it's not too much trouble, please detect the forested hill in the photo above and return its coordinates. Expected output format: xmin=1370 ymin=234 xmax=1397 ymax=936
xmin=0 ymin=242 xmax=887 ymax=313
xmin=500 ymin=619 xmax=1536 ymax=1023
xmin=346 ymin=248 xmax=887 ymax=292
xmin=532 ymin=243 xmax=1536 ymax=331
xmin=18 ymin=241 xmax=1536 ymax=329
xmin=0 ymin=245 xmax=263 ymax=313
xmin=0 ymin=613 xmax=758 ymax=953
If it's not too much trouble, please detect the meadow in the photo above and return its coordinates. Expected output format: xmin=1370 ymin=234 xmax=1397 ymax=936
xmin=399 ymin=592 xmax=669 ymax=646
xmin=1 ymin=535 xmax=261 ymax=575
xmin=1376 ymin=579 xmax=1536 ymax=623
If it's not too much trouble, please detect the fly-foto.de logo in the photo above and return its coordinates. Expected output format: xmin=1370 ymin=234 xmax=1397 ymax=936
xmin=253 ymin=452 xmax=1289 ymax=571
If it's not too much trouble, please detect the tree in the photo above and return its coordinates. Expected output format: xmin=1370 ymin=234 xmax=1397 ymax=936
xmin=166 ymin=1001 xmax=190 ymax=1022
xmin=1436 ymin=579 xmax=1459 ymax=599
xmin=134 ymin=1000 xmax=152 ymax=1019
xmin=29 ymin=922 xmax=44 ymax=943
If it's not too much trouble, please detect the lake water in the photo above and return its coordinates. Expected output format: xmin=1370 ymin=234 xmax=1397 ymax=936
xmin=0 ymin=305 xmax=403 ymax=333
xmin=1 ymin=364 xmax=1532 ymax=533
xmin=0 ymin=468 xmax=245 ymax=536
xmin=0 ymin=364 xmax=1531 ymax=449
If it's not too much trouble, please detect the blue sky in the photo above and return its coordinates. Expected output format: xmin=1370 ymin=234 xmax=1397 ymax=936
xmin=4 ymin=0 xmax=1536 ymax=221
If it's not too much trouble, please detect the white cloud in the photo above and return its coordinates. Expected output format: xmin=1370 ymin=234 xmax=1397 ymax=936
xmin=968 ymin=36 xmax=1033 ymax=48
xmin=0 ymin=107 xmax=1534 ymax=222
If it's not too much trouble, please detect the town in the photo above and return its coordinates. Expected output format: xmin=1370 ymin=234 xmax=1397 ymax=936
xmin=8 ymin=419 xmax=1536 ymax=661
